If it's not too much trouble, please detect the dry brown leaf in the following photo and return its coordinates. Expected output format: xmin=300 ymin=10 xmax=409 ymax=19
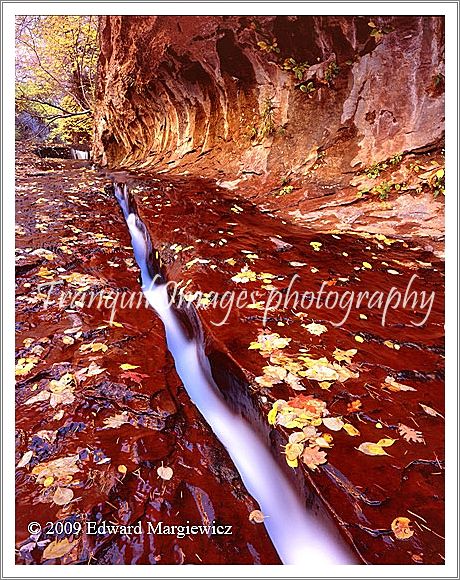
xmin=17 ymin=450 xmax=33 ymax=468
xmin=285 ymin=442 xmax=304 ymax=461
xmin=419 ymin=403 xmax=444 ymax=418
xmin=322 ymin=417 xmax=344 ymax=431
xmin=333 ymin=363 xmax=359 ymax=382
xmin=304 ymin=322 xmax=328 ymax=336
xmin=347 ymin=399 xmax=362 ymax=413
xmin=398 ymin=423 xmax=425 ymax=443
xmin=288 ymin=432 xmax=307 ymax=444
xmin=48 ymin=373 xmax=74 ymax=393
xmin=35 ymin=430 xmax=57 ymax=443
xmin=103 ymin=412 xmax=130 ymax=429
xmin=76 ymin=362 xmax=106 ymax=379
xmin=25 ymin=390 xmax=50 ymax=405
xmin=285 ymin=372 xmax=306 ymax=391
xmin=304 ymin=364 xmax=339 ymax=382
xmin=32 ymin=454 xmax=80 ymax=484
xmin=332 ymin=348 xmax=357 ymax=364
xmin=50 ymin=390 xmax=75 ymax=408
xmin=343 ymin=423 xmax=360 ymax=437
xmin=249 ymin=509 xmax=265 ymax=523
xmin=383 ymin=376 xmax=416 ymax=392
xmin=53 ymin=487 xmax=74 ymax=506
xmin=79 ymin=342 xmax=108 ymax=353
xmin=301 ymin=446 xmax=328 ymax=471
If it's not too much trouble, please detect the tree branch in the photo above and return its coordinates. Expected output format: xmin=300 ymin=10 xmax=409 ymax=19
xmin=16 ymin=94 xmax=79 ymax=115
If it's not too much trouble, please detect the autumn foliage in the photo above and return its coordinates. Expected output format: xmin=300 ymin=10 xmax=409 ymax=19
xmin=15 ymin=16 xmax=98 ymax=142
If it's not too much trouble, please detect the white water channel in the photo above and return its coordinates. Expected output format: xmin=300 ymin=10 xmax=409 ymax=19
xmin=114 ymin=184 xmax=357 ymax=565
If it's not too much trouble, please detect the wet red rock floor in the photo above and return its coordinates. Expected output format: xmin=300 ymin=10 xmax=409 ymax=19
xmin=15 ymin=146 xmax=280 ymax=564
xmin=15 ymin=145 xmax=444 ymax=565
xmin=110 ymin=169 xmax=444 ymax=565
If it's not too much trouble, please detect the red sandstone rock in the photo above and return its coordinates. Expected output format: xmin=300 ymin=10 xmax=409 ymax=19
xmin=112 ymin=172 xmax=444 ymax=565
xmin=93 ymin=16 xmax=444 ymax=183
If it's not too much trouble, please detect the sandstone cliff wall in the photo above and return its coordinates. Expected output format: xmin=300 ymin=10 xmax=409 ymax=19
xmin=93 ymin=15 xmax=444 ymax=187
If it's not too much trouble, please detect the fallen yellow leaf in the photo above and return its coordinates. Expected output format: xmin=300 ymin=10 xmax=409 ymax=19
xmin=357 ymin=442 xmax=389 ymax=456
xmin=343 ymin=423 xmax=360 ymax=436
xmin=376 ymin=438 xmax=397 ymax=447
xmin=43 ymin=538 xmax=78 ymax=560
xmin=120 ymin=363 xmax=139 ymax=371
xmin=79 ymin=342 xmax=108 ymax=353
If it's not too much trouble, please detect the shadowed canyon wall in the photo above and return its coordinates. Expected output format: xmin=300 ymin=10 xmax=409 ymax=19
xmin=93 ymin=15 xmax=444 ymax=186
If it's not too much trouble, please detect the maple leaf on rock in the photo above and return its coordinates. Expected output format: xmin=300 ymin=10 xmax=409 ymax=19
xmin=303 ymin=322 xmax=328 ymax=336
xmin=287 ymin=394 xmax=327 ymax=418
xmin=347 ymin=399 xmax=362 ymax=413
xmin=249 ymin=332 xmax=291 ymax=354
xmin=301 ymin=446 xmax=328 ymax=471
xmin=120 ymin=370 xmax=150 ymax=384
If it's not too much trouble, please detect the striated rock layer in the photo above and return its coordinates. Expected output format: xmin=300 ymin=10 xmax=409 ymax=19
xmin=93 ymin=16 xmax=444 ymax=182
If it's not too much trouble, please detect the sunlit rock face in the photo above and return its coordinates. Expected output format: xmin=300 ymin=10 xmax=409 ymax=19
xmin=93 ymin=15 xmax=444 ymax=182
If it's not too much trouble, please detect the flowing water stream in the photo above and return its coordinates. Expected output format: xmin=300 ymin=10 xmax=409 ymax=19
xmin=70 ymin=148 xmax=90 ymax=160
xmin=114 ymin=183 xmax=357 ymax=565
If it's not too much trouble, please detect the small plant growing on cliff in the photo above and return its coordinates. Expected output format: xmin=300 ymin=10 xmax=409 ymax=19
xmin=246 ymin=124 xmax=258 ymax=140
xmin=259 ymin=98 xmax=276 ymax=138
xmin=359 ymin=180 xmax=397 ymax=200
xmin=368 ymin=20 xmax=393 ymax=42
xmin=324 ymin=61 xmax=340 ymax=84
xmin=429 ymin=72 xmax=445 ymax=97
xmin=364 ymin=154 xmax=402 ymax=179
xmin=299 ymin=81 xmax=316 ymax=94
xmin=275 ymin=185 xmax=294 ymax=197
xmin=282 ymin=58 xmax=310 ymax=80
xmin=372 ymin=181 xmax=392 ymax=200
xmin=257 ymin=39 xmax=280 ymax=54
xmin=432 ymin=168 xmax=445 ymax=198
xmin=433 ymin=73 xmax=444 ymax=87
xmin=311 ymin=150 xmax=326 ymax=170
xmin=366 ymin=161 xmax=388 ymax=179
xmin=419 ymin=166 xmax=445 ymax=198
